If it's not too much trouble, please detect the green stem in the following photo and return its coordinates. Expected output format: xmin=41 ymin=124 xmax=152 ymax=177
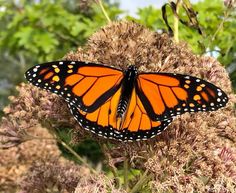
xmin=124 ymin=157 xmax=129 ymax=191
xmin=173 ymin=0 xmax=181 ymax=43
xmin=211 ymin=10 xmax=229 ymax=42
xmin=96 ymin=0 xmax=111 ymax=22
xmin=41 ymin=121 xmax=97 ymax=174
xmin=101 ymin=144 xmax=119 ymax=181
xmin=57 ymin=138 xmax=97 ymax=174
xmin=129 ymin=169 xmax=149 ymax=193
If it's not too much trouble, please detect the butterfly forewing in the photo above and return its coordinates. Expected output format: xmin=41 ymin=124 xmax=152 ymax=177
xmin=136 ymin=73 xmax=228 ymax=121
xmin=25 ymin=61 xmax=123 ymax=112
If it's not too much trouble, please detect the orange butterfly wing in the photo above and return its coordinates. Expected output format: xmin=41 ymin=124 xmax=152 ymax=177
xmin=68 ymin=88 xmax=172 ymax=141
xmin=25 ymin=61 xmax=123 ymax=112
xmin=136 ymin=73 xmax=228 ymax=121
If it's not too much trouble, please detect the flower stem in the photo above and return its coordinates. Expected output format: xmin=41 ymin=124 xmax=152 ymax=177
xmin=101 ymin=143 xmax=120 ymax=184
xmin=211 ymin=10 xmax=229 ymax=42
xmin=129 ymin=169 xmax=150 ymax=193
xmin=42 ymin=121 xmax=97 ymax=174
xmin=57 ymin=137 xmax=98 ymax=174
xmin=124 ymin=156 xmax=129 ymax=191
xmin=173 ymin=0 xmax=181 ymax=43
xmin=96 ymin=0 xmax=111 ymax=22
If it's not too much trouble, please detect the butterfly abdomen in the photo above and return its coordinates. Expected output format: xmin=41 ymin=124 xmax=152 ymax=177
xmin=116 ymin=65 xmax=138 ymax=118
xmin=117 ymin=99 xmax=129 ymax=118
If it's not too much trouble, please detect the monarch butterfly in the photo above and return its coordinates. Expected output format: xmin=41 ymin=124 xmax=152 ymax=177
xmin=25 ymin=61 xmax=228 ymax=141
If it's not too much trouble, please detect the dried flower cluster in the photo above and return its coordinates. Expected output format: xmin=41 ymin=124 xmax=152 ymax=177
xmin=18 ymin=158 xmax=126 ymax=193
xmin=0 ymin=84 xmax=79 ymax=192
xmin=78 ymin=0 xmax=94 ymax=13
xmin=1 ymin=21 xmax=236 ymax=192
xmin=0 ymin=122 xmax=61 ymax=192
xmin=74 ymin=174 xmax=126 ymax=193
xmin=224 ymin=0 xmax=236 ymax=8
xmin=18 ymin=159 xmax=91 ymax=193
xmin=65 ymin=21 xmax=236 ymax=192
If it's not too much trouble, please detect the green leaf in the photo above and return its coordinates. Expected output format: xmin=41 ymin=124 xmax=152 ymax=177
xmin=33 ymin=32 xmax=59 ymax=53
xmin=70 ymin=22 xmax=87 ymax=36
xmin=14 ymin=26 xmax=34 ymax=46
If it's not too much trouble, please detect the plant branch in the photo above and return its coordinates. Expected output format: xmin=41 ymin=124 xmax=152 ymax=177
xmin=101 ymin=144 xmax=119 ymax=179
xmin=211 ymin=10 xmax=229 ymax=42
xmin=173 ymin=0 xmax=181 ymax=43
xmin=129 ymin=169 xmax=150 ymax=193
xmin=42 ymin=121 xmax=98 ymax=174
xmin=124 ymin=156 xmax=129 ymax=191
xmin=56 ymin=136 xmax=98 ymax=174
xmin=26 ymin=135 xmax=56 ymax=141
xmin=95 ymin=0 xmax=111 ymax=22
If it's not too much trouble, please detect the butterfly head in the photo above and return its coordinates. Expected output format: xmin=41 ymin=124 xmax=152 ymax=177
xmin=127 ymin=65 xmax=138 ymax=75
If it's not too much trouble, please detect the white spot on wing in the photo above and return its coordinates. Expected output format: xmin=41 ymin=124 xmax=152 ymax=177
xmin=185 ymin=76 xmax=190 ymax=79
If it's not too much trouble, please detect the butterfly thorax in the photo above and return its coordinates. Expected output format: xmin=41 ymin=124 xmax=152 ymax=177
xmin=117 ymin=65 xmax=138 ymax=118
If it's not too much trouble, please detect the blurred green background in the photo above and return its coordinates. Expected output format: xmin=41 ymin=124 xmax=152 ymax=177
xmin=0 ymin=0 xmax=235 ymax=117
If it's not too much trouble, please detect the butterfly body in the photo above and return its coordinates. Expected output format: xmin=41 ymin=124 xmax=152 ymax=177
xmin=25 ymin=61 xmax=228 ymax=141
xmin=117 ymin=65 xmax=138 ymax=118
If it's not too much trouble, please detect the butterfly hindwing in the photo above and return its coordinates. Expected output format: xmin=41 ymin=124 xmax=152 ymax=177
xmin=136 ymin=73 xmax=228 ymax=121
xmin=68 ymin=87 xmax=173 ymax=141
xmin=25 ymin=61 xmax=123 ymax=112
